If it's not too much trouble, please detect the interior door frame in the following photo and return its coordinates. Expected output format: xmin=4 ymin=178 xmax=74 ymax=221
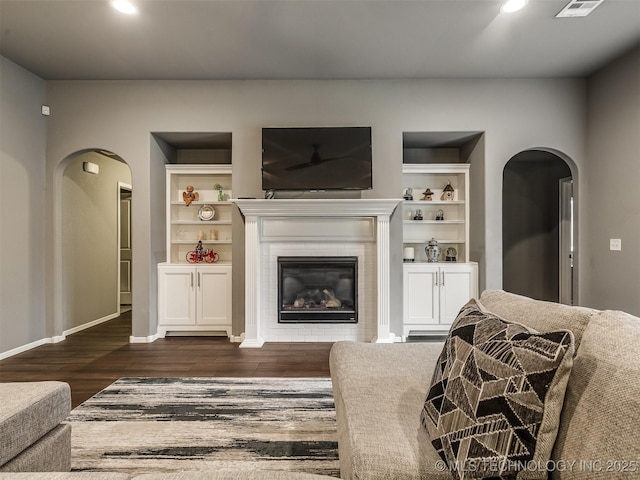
xmin=559 ymin=177 xmax=574 ymax=305
xmin=118 ymin=182 xmax=133 ymax=309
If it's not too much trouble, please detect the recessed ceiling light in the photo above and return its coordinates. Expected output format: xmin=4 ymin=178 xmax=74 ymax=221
xmin=501 ymin=0 xmax=528 ymax=13
xmin=111 ymin=0 xmax=138 ymax=15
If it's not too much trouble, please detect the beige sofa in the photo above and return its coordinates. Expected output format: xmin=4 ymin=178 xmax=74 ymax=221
xmin=330 ymin=289 xmax=640 ymax=479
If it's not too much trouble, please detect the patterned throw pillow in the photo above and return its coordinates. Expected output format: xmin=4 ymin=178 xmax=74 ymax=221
xmin=421 ymin=299 xmax=575 ymax=480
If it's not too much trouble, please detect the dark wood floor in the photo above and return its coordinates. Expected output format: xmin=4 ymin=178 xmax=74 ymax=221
xmin=0 ymin=311 xmax=333 ymax=408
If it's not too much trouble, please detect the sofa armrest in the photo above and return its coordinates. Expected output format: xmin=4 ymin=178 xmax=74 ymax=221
xmin=330 ymin=341 xmax=452 ymax=480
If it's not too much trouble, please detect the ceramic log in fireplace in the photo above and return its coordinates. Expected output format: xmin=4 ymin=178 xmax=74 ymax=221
xmin=278 ymin=256 xmax=358 ymax=323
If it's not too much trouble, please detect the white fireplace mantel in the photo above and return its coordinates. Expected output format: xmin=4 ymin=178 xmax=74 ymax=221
xmin=234 ymin=198 xmax=400 ymax=348
xmin=234 ymin=198 xmax=401 ymax=218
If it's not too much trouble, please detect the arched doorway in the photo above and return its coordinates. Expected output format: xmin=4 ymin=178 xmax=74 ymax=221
xmin=55 ymin=149 xmax=133 ymax=336
xmin=502 ymin=149 xmax=576 ymax=304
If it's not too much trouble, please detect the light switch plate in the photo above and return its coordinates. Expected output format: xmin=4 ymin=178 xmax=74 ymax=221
xmin=610 ymin=238 xmax=622 ymax=251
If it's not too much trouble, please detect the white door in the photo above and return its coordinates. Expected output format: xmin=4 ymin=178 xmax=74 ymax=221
xmin=158 ymin=266 xmax=196 ymax=326
xmin=403 ymin=265 xmax=439 ymax=330
xmin=119 ymin=193 xmax=132 ymax=305
xmin=440 ymin=265 xmax=475 ymax=325
xmin=197 ymin=266 xmax=232 ymax=327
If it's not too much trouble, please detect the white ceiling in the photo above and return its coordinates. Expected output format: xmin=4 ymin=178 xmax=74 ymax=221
xmin=1 ymin=0 xmax=638 ymax=80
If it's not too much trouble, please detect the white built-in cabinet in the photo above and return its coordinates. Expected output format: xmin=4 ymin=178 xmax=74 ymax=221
xmin=403 ymin=262 xmax=478 ymax=337
xmin=401 ymin=162 xmax=478 ymax=337
xmin=157 ymin=264 xmax=232 ymax=337
xmin=157 ymin=164 xmax=233 ymax=338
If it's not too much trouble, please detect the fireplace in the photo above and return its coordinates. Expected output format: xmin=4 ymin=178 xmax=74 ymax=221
xmin=278 ymin=256 xmax=358 ymax=324
xmin=233 ymin=198 xmax=399 ymax=346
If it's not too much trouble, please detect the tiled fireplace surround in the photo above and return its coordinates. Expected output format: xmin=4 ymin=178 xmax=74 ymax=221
xmin=234 ymin=199 xmax=400 ymax=347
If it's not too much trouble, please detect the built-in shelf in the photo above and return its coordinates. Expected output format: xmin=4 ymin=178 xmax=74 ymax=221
xmin=403 ymin=220 xmax=465 ymax=224
xmin=401 ymin=164 xmax=470 ymax=263
xmin=158 ymin=162 xmax=234 ymax=339
xmin=170 ymin=201 xmax=233 ymax=205
xmin=401 ymin=132 xmax=481 ymax=341
xmin=403 ymin=200 xmax=465 ymax=205
xmin=166 ymin=165 xmax=234 ymax=264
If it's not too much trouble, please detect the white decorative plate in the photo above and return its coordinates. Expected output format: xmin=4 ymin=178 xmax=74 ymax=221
xmin=197 ymin=205 xmax=215 ymax=221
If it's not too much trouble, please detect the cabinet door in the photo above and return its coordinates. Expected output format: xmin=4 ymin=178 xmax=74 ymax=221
xmin=197 ymin=266 xmax=232 ymax=327
xmin=158 ymin=266 xmax=196 ymax=326
xmin=439 ymin=265 xmax=476 ymax=325
xmin=403 ymin=265 xmax=440 ymax=327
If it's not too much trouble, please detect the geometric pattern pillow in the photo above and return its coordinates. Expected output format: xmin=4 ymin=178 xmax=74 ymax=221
xmin=421 ymin=298 xmax=575 ymax=480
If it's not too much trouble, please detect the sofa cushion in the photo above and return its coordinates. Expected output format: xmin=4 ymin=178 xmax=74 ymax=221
xmin=550 ymin=309 xmax=640 ymax=479
xmin=421 ymin=299 xmax=575 ymax=480
xmin=330 ymin=341 xmax=453 ymax=479
xmin=133 ymin=472 xmax=336 ymax=479
xmin=0 ymin=381 xmax=71 ymax=467
xmin=479 ymin=290 xmax=596 ymax=350
xmin=0 ymin=423 xmax=70 ymax=472
xmin=0 ymin=474 xmax=129 ymax=479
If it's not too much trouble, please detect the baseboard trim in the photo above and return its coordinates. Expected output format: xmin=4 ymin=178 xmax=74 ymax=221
xmin=239 ymin=337 xmax=265 ymax=348
xmin=1 ymin=333 xmax=68 ymax=359
xmin=1 ymin=312 xmax=123 ymax=360
xmin=0 ymin=338 xmax=51 ymax=360
xmin=129 ymin=333 xmax=160 ymax=343
xmin=63 ymin=312 xmax=119 ymax=337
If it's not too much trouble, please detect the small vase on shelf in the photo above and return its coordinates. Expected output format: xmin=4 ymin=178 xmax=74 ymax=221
xmin=213 ymin=183 xmax=224 ymax=202
xmin=425 ymin=238 xmax=441 ymax=263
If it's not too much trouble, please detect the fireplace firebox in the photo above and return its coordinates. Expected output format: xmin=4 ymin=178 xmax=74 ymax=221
xmin=278 ymin=256 xmax=358 ymax=324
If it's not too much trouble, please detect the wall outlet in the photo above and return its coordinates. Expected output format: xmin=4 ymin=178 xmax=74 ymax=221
xmin=610 ymin=238 xmax=622 ymax=251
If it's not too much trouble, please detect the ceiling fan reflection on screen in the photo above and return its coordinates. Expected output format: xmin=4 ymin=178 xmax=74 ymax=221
xmin=285 ymin=144 xmax=351 ymax=171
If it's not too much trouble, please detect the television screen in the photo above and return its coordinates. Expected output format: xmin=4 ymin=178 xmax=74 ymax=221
xmin=262 ymin=127 xmax=372 ymax=191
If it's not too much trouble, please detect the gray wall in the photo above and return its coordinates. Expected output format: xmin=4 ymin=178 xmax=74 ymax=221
xmin=583 ymin=45 xmax=640 ymax=315
xmin=61 ymin=151 xmax=131 ymax=330
xmin=42 ymin=79 xmax=587 ymax=339
xmin=3 ymin=57 xmax=636 ymax=348
xmin=4 ymin=50 xmax=638 ymax=353
xmin=0 ymin=58 xmax=48 ymax=354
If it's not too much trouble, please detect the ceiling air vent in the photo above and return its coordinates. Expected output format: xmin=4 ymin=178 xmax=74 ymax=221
xmin=556 ymin=0 xmax=605 ymax=18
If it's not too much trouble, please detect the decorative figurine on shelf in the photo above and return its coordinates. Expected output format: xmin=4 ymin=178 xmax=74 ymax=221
xmin=445 ymin=247 xmax=458 ymax=262
xmin=441 ymin=180 xmax=455 ymax=201
xmin=403 ymin=188 xmax=414 ymax=201
xmin=186 ymin=240 xmax=219 ymax=264
xmin=425 ymin=238 xmax=441 ymax=263
xmin=413 ymin=209 xmax=423 ymax=221
xmin=182 ymin=185 xmax=199 ymax=206
xmin=435 ymin=209 xmax=445 ymax=221
xmin=213 ymin=183 xmax=224 ymax=202
xmin=422 ymin=188 xmax=433 ymax=201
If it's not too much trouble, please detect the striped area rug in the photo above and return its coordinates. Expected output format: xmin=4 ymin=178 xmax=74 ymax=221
xmin=66 ymin=377 xmax=339 ymax=477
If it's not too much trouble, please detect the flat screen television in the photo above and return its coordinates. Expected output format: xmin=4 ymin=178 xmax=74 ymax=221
xmin=262 ymin=126 xmax=372 ymax=191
